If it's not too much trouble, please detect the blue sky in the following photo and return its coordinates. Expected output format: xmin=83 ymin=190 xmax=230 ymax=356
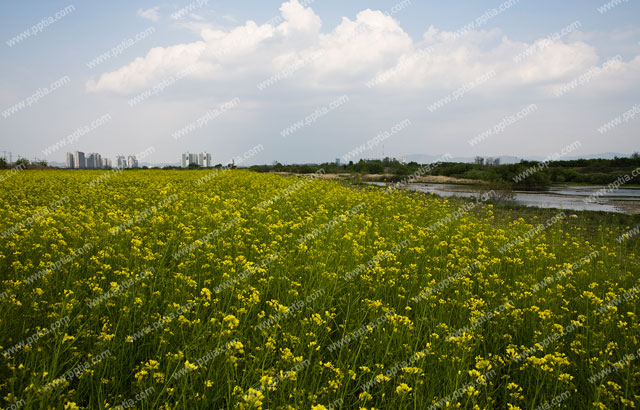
xmin=1 ymin=0 xmax=639 ymax=165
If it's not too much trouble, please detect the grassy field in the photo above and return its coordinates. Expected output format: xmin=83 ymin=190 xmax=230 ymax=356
xmin=1 ymin=169 xmax=639 ymax=410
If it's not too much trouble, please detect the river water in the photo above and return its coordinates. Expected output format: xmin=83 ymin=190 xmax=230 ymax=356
xmin=370 ymin=183 xmax=640 ymax=214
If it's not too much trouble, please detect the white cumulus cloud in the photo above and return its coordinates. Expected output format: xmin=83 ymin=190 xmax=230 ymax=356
xmin=89 ymin=0 xmax=639 ymax=100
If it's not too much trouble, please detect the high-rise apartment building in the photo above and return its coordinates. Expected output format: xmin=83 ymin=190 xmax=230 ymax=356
xmin=127 ymin=155 xmax=138 ymax=168
xmin=86 ymin=153 xmax=95 ymax=169
xmin=74 ymin=151 xmax=86 ymax=169
xmin=66 ymin=152 xmax=75 ymax=169
xmin=67 ymin=151 xmax=112 ymax=169
xmin=203 ymin=152 xmax=212 ymax=167
xmin=181 ymin=152 xmax=212 ymax=168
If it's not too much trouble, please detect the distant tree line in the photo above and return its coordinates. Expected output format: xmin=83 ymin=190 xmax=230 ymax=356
xmin=0 ymin=157 xmax=49 ymax=169
xmin=3 ymin=154 xmax=639 ymax=190
xmin=248 ymin=153 xmax=640 ymax=189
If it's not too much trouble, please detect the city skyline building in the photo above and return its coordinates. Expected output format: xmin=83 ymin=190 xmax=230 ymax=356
xmin=66 ymin=152 xmax=75 ymax=169
xmin=181 ymin=152 xmax=212 ymax=168
xmin=74 ymin=151 xmax=85 ymax=169
xmin=127 ymin=155 xmax=138 ymax=168
xmin=67 ymin=151 xmax=112 ymax=169
xmin=86 ymin=153 xmax=95 ymax=169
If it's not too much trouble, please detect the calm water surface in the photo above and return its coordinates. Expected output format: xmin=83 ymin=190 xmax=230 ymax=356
xmin=370 ymin=183 xmax=640 ymax=214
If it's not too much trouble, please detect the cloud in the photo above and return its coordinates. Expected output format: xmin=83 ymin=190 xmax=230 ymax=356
xmin=277 ymin=0 xmax=322 ymax=37
xmin=313 ymin=10 xmax=412 ymax=78
xmin=87 ymin=42 xmax=208 ymax=94
xmin=137 ymin=7 xmax=160 ymax=22
xmin=90 ymin=0 xmax=639 ymax=100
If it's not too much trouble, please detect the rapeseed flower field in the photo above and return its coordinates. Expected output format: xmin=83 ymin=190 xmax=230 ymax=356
xmin=0 ymin=169 xmax=639 ymax=409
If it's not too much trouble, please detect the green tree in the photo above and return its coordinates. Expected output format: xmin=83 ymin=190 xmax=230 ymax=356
xmin=512 ymin=164 xmax=551 ymax=189
xmin=367 ymin=161 xmax=384 ymax=174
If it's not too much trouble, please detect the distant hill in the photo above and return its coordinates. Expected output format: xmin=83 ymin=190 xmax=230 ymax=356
xmin=139 ymin=162 xmax=180 ymax=168
xmin=402 ymin=154 xmax=521 ymax=164
xmin=44 ymin=161 xmax=181 ymax=168
xmin=402 ymin=152 xmax=631 ymax=164
xmin=37 ymin=153 xmax=635 ymax=168
xmin=529 ymin=152 xmax=629 ymax=161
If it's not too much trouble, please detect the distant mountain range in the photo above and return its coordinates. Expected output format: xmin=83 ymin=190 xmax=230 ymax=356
xmin=401 ymin=152 xmax=632 ymax=164
xmin=47 ymin=161 xmax=180 ymax=168
xmin=45 ymin=153 xmax=632 ymax=168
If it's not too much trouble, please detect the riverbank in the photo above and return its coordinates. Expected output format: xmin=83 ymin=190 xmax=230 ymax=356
xmin=272 ymin=171 xmax=484 ymax=185
xmin=364 ymin=181 xmax=640 ymax=215
xmin=344 ymin=178 xmax=640 ymax=246
xmin=270 ymin=171 xmax=640 ymax=189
